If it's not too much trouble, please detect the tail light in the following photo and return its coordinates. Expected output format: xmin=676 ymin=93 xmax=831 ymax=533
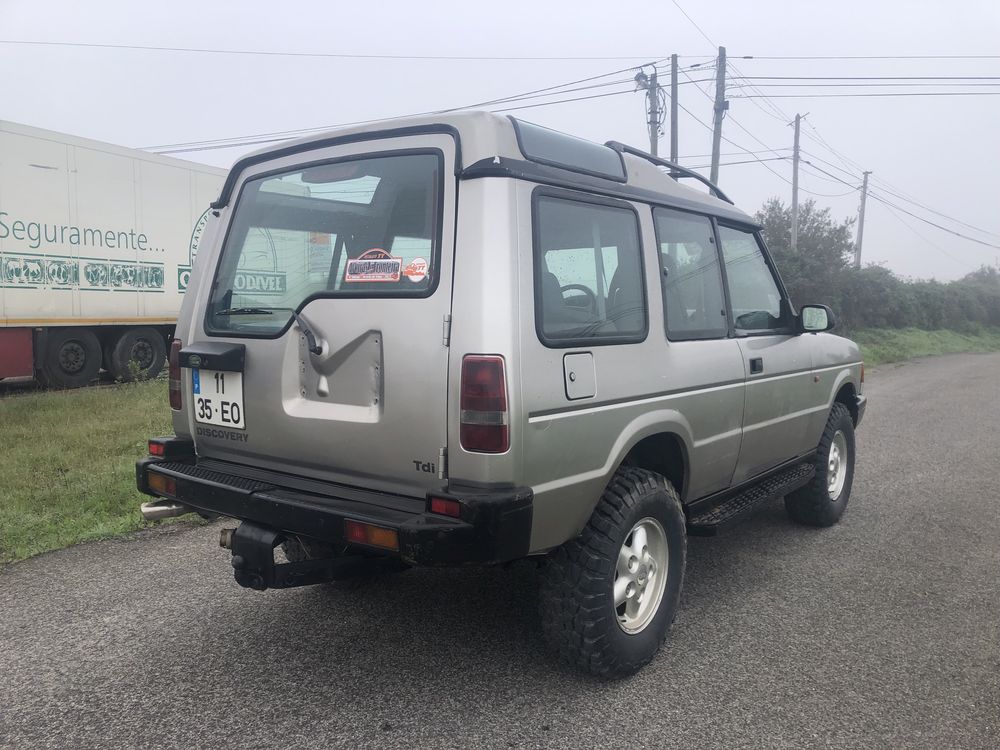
xmin=460 ymin=355 xmax=509 ymax=453
xmin=168 ymin=339 xmax=182 ymax=410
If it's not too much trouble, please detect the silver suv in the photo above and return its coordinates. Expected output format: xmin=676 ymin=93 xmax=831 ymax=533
xmin=137 ymin=112 xmax=865 ymax=678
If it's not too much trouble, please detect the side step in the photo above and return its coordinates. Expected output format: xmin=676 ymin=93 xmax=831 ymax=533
xmin=687 ymin=462 xmax=815 ymax=536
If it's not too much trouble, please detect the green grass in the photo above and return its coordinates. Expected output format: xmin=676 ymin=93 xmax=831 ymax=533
xmin=0 ymin=380 xmax=175 ymax=564
xmin=3 ymin=325 xmax=999 ymax=564
xmin=852 ymin=327 xmax=1000 ymax=367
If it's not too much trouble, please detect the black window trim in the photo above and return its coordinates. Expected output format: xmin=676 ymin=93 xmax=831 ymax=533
xmin=510 ymin=117 xmax=629 ymax=184
xmin=203 ymin=147 xmax=447 ymax=341
xmin=531 ymin=185 xmax=650 ymax=349
xmin=652 ymin=204 xmax=731 ymax=343
xmin=715 ymin=219 xmax=796 ymax=338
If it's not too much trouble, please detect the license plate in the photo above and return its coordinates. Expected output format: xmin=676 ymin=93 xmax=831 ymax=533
xmin=192 ymin=369 xmax=245 ymax=429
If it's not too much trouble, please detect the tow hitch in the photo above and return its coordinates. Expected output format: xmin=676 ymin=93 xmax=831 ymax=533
xmin=221 ymin=522 xmax=396 ymax=591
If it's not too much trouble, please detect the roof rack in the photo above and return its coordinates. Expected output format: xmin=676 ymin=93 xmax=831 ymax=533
xmin=604 ymin=141 xmax=734 ymax=205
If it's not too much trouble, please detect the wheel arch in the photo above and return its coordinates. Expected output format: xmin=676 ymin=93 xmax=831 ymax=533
xmin=833 ymin=379 xmax=859 ymax=425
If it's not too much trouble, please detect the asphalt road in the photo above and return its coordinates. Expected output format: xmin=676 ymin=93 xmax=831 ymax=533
xmin=2 ymin=352 xmax=998 ymax=749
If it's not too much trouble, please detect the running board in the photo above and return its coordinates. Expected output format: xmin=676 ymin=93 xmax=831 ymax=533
xmin=686 ymin=463 xmax=815 ymax=536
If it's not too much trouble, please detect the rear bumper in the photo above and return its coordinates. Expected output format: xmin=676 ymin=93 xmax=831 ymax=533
xmin=136 ymin=455 xmax=532 ymax=566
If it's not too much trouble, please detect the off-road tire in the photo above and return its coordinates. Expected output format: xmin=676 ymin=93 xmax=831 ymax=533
xmin=785 ymin=402 xmax=855 ymax=527
xmin=109 ymin=327 xmax=166 ymax=381
xmin=539 ymin=467 xmax=686 ymax=679
xmin=38 ymin=328 xmax=103 ymax=388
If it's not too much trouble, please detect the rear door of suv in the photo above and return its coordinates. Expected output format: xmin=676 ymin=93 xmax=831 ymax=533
xmin=184 ymin=134 xmax=457 ymax=497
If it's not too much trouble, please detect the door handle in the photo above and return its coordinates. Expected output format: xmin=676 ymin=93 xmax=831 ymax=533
xmin=749 ymin=357 xmax=764 ymax=374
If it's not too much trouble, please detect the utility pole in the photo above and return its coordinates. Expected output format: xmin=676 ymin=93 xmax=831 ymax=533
xmin=791 ymin=113 xmax=801 ymax=253
xmin=709 ymin=46 xmax=728 ymax=184
xmin=634 ymin=66 xmax=663 ymax=156
xmin=670 ymin=54 xmax=679 ymax=163
xmin=647 ymin=68 xmax=660 ymax=156
xmin=855 ymin=170 xmax=872 ymax=269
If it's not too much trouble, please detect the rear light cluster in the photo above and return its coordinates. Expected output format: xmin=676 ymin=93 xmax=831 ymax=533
xmin=429 ymin=497 xmax=462 ymax=518
xmin=344 ymin=520 xmax=399 ymax=551
xmin=460 ymin=355 xmax=509 ymax=453
xmin=168 ymin=339 xmax=182 ymax=410
xmin=147 ymin=472 xmax=177 ymax=497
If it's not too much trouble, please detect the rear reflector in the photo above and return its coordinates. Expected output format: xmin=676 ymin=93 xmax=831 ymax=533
xmin=460 ymin=355 xmax=509 ymax=453
xmin=168 ymin=339 xmax=182 ymax=410
xmin=429 ymin=497 xmax=462 ymax=518
xmin=147 ymin=472 xmax=177 ymax=497
xmin=343 ymin=520 xmax=400 ymax=552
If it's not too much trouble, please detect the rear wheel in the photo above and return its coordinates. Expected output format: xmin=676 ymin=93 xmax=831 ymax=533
xmin=110 ymin=327 xmax=166 ymax=381
xmin=38 ymin=328 xmax=102 ymax=388
xmin=539 ymin=467 xmax=686 ymax=678
xmin=785 ymin=402 xmax=856 ymax=526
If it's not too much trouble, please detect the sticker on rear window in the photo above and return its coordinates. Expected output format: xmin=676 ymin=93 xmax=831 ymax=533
xmin=402 ymin=257 xmax=428 ymax=283
xmin=344 ymin=248 xmax=402 ymax=283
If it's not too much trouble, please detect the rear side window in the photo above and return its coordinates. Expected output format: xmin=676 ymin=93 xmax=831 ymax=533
xmin=653 ymin=208 xmax=728 ymax=340
xmin=717 ymin=225 xmax=786 ymax=332
xmin=534 ymin=195 xmax=647 ymax=346
xmin=207 ymin=152 xmax=441 ymax=335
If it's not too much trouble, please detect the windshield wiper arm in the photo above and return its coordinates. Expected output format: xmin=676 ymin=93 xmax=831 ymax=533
xmin=291 ymin=310 xmax=323 ymax=355
xmin=215 ymin=306 xmax=275 ymax=316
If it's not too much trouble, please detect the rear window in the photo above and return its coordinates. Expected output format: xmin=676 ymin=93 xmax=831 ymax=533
xmin=206 ymin=152 xmax=441 ymax=335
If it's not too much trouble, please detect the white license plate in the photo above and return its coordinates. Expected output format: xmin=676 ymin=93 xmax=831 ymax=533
xmin=192 ymin=369 xmax=245 ymax=429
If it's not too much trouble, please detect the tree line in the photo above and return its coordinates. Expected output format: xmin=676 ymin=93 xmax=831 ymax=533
xmin=757 ymin=198 xmax=1000 ymax=332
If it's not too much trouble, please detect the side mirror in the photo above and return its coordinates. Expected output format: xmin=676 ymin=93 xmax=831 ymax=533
xmin=798 ymin=304 xmax=836 ymax=333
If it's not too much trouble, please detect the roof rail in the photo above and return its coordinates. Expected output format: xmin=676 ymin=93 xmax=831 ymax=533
xmin=604 ymin=141 xmax=734 ymax=205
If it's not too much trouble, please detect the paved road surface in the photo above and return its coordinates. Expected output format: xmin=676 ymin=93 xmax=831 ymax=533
xmin=2 ymin=353 xmax=998 ymax=749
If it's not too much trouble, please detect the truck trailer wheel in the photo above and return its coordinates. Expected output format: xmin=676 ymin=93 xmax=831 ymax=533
xmin=784 ymin=402 xmax=856 ymax=527
xmin=109 ymin=327 xmax=167 ymax=381
xmin=38 ymin=329 xmax=103 ymax=388
xmin=539 ymin=467 xmax=687 ymax=679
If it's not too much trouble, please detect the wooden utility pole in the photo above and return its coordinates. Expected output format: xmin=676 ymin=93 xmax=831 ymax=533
xmin=670 ymin=54 xmax=679 ymax=163
xmin=791 ymin=113 xmax=801 ymax=253
xmin=709 ymin=46 xmax=727 ymax=184
xmin=855 ymin=170 xmax=872 ymax=269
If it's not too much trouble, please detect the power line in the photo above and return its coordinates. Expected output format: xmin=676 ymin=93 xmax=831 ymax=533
xmin=732 ymin=91 xmax=1000 ymax=98
xmin=154 ymin=88 xmax=639 ymax=154
xmin=0 ymin=38 xmax=678 ymax=61
xmin=669 ymin=0 xmax=717 ymax=48
xmin=147 ymin=61 xmax=671 ymax=152
xmin=729 ymin=82 xmax=1000 ymax=88
xmin=873 ymin=200 xmax=976 ymax=269
xmin=867 ymin=192 xmax=1000 ymax=250
xmin=735 ymin=54 xmax=1000 ymax=60
xmin=731 ymin=75 xmax=1000 ymax=81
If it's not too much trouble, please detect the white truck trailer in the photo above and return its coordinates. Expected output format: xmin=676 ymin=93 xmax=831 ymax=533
xmin=0 ymin=121 xmax=226 ymax=387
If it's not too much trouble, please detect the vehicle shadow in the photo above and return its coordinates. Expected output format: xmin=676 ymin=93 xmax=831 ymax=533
xmin=169 ymin=497 xmax=806 ymax=695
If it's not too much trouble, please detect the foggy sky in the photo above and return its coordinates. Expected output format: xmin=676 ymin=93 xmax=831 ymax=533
xmin=3 ymin=0 xmax=999 ymax=281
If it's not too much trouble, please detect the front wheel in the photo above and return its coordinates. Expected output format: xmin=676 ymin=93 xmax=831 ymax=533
xmin=539 ymin=467 xmax=687 ymax=678
xmin=785 ymin=402 xmax=856 ymax=527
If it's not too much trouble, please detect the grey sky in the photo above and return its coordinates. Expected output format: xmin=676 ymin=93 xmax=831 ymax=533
xmin=3 ymin=0 xmax=999 ymax=280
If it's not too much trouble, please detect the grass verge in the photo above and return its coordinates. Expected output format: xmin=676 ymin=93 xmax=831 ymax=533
xmin=852 ymin=327 xmax=1000 ymax=367
xmin=0 ymin=380 xmax=174 ymax=564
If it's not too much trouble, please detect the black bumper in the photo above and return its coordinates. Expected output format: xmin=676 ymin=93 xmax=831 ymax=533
xmin=136 ymin=455 xmax=533 ymax=566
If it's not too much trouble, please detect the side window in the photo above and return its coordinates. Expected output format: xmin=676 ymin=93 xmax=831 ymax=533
xmin=653 ymin=208 xmax=727 ymax=340
xmin=534 ymin=195 xmax=646 ymax=344
xmin=718 ymin=225 xmax=786 ymax=332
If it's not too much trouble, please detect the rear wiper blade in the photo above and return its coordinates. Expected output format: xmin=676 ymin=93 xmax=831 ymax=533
xmin=291 ymin=310 xmax=323 ymax=355
xmin=214 ymin=307 xmax=275 ymax=316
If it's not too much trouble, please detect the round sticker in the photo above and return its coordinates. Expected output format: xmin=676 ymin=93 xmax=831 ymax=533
xmin=403 ymin=257 xmax=428 ymax=283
